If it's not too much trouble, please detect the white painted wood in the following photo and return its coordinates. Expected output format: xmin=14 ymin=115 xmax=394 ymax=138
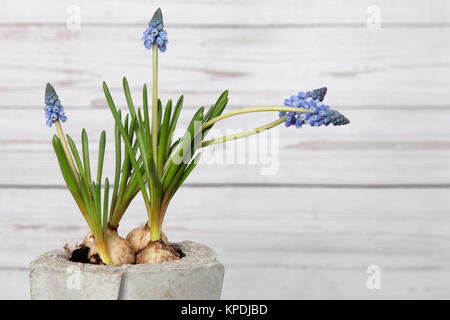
xmin=0 ymin=270 xmax=29 ymax=300
xmin=1 ymin=0 xmax=449 ymax=300
xmin=1 ymin=108 xmax=449 ymax=185
xmin=0 ymin=187 xmax=449 ymax=299
xmin=1 ymin=0 xmax=449 ymax=24
xmin=1 ymin=108 xmax=446 ymax=145
xmin=0 ymin=27 xmax=449 ymax=107
xmin=3 ymin=149 xmax=450 ymax=185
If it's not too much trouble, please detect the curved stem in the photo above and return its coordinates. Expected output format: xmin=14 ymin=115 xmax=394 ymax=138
xmin=202 ymin=116 xmax=286 ymax=148
xmin=163 ymin=106 xmax=308 ymax=171
xmin=201 ymin=106 xmax=308 ymax=131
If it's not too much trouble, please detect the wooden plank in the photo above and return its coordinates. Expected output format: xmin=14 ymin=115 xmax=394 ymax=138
xmin=0 ymin=187 xmax=449 ymax=299
xmin=0 ymin=27 xmax=449 ymax=107
xmin=3 ymin=149 xmax=450 ymax=185
xmin=222 ymin=266 xmax=450 ymax=299
xmin=3 ymin=108 xmax=448 ymax=146
xmin=1 ymin=108 xmax=450 ymax=185
xmin=1 ymin=0 xmax=449 ymax=24
xmin=0 ymin=269 xmax=29 ymax=300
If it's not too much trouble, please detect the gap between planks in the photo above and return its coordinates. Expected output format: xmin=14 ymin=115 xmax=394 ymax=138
xmin=1 ymin=183 xmax=450 ymax=190
xmin=1 ymin=23 xmax=450 ymax=29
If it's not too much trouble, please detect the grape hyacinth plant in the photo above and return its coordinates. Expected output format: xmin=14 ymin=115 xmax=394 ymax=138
xmin=45 ymin=8 xmax=350 ymax=265
xmin=45 ymin=84 xmax=139 ymax=265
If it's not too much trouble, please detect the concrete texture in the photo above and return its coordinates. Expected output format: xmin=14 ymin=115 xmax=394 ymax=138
xmin=29 ymin=241 xmax=225 ymax=300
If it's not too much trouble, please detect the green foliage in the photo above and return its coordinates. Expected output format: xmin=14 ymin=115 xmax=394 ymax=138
xmin=47 ymin=7 xmax=336 ymax=263
xmin=51 ymin=114 xmax=143 ymax=263
xmin=103 ymin=76 xmax=229 ymax=241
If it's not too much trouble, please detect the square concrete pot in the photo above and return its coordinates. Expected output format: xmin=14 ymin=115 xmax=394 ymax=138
xmin=29 ymin=241 xmax=225 ymax=299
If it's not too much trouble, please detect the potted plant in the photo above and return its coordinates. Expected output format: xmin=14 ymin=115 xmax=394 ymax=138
xmin=30 ymin=8 xmax=349 ymax=300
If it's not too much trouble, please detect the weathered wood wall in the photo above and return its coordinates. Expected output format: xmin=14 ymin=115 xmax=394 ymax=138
xmin=0 ymin=0 xmax=449 ymax=299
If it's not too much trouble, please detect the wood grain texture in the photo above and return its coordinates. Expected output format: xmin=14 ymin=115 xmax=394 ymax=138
xmin=0 ymin=26 xmax=449 ymax=107
xmin=1 ymin=187 xmax=450 ymax=299
xmin=1 ymin=0 xmax=449 ymax=24
xmin=0 ymin=0 xmax=449 ymax=300
xmin=1 ymin=108 xmax=449 ymax=185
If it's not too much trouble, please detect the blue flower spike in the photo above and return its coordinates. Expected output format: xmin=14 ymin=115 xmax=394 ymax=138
xmin=279 ymin=87 xmax=349 ymax=128
xmin=142 ymin=8 xmax=168 ymax=52
xmin=44 ymin=83 xmax=67 ymax=127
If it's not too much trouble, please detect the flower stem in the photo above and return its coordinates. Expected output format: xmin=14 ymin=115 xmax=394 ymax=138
xmin=163 ymin=106 xmax=308 ymax=171
xmin=54 ymin=119 xmax=79 ymax=186
xmin=151 ymin=44 xmax=159 ymax=168
xmin=201 ymin=106 xmax=308 ymax=131
xmin=202 ymin=116 xmax=286 ymax=147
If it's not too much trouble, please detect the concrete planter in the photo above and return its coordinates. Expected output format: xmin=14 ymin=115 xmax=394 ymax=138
xmin=29 ymin=241 xmax=225 ymax=300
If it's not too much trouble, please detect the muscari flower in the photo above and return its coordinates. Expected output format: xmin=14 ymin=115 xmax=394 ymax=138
xmin=279 ymin=87 xmax=349 ymax=128
xmin=142 ymin=8 xmax=168 ymax=52
xmin=44 ymin=83 xmax=67 ymax=127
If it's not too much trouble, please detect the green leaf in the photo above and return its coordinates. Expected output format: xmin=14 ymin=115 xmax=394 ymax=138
xmin=66 ymin=134 xmax=91 ymax=193
xmin=137 ymin=108 xmax=145 ymax=132
xmin=135 ymin=126 xmax=152 ymax=190
xmin=52 ymin=135 xmax=81 ymax=201
xmin=93 ymin=181 xmax=101 ymax=229
xmin=204 ymin=90 xmax=228 ymax=123
xmin=169 ymin=137 xmax=182 ymax=155
xmin=157 ymin=99 xmax=162 ymax=135
xmin=166 ymin=95 xmax=184 ymax=158
xmin=204 ymin=104 xmax=214 ymax=123
xmin=163 ymin=161 xmax=187 ymax=194
xmin=161 ymin=152 xmax=201 ymax=220
xmin=123 ymin=77 xmax=137 ymax=118
xmin=78 ymin=174 xmax=96 ymax=232
xmin=66 ymin=134 xmax=85 ymax=178
xmin=173 ymin=152 xmax=201 ymax=194
xmin=162 ymin=107 xmax=204 ymax=187
xmin=157 ymin=99 xmax=172 ymax=175
xmin=121 ymin=77 xmax=160 ymax=195
xmin=203 ymin=91 xmax=229 ymax=138
xmin=110 ymin=111 xmax=122 ymax=219
xmin=96 ymin=130 xmax=106 ymax=184
xmin=103 ymin=81 xmax=151 ymax=212
xmin=103 ymin=178 xmax=109 ymax=235
xmin=162 ymin=158 xmax=181 ymax=191
xmin=143 ymin=84 xmax=151 ymax=148
xmin=178 ymin=107 xmax=204 ymax=160
xmin=81 ymin=129 xmax=92 ymax=184
xmin=121 ymin=79 xmax=161 ymax=199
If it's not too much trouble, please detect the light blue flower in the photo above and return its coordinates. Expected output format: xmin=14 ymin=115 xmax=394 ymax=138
xmin=142 ymin=8 xmax=168 ymax=53
xmin=44 ymin=83 xmax=67 ymax=127
xmin=311 ymin=87 xmax=327 ymax=101
xmin=280 ymin=88 xmax=349 ymax=128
